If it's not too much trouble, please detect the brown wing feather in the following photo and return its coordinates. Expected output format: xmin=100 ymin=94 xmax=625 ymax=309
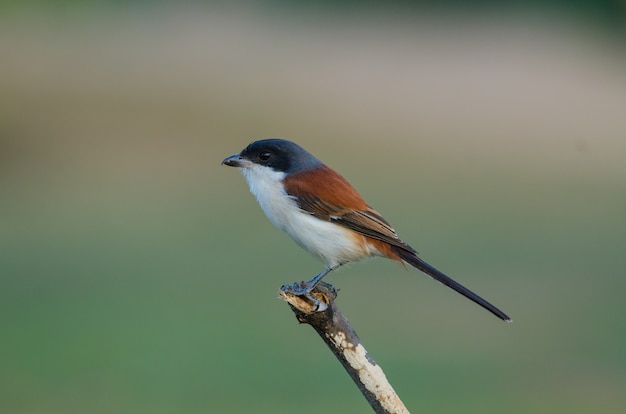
xmin=283 ymin=166 xmax=417 ymax=254
xmin=283 ymin=165 xmax=369 ymax=209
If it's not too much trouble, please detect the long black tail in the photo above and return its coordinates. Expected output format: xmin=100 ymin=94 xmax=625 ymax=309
xmin=396 ymin=249 xmax=511 ymax=322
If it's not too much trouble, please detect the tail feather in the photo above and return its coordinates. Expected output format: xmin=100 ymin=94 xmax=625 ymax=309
xmin=396 ymin=248 xmax=511 ymax=322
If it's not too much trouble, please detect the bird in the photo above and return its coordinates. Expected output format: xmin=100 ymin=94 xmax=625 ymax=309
xmin=222 ymin=138 xmax=511 ymax=322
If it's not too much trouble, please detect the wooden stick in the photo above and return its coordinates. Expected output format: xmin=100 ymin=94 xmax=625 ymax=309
xmin=279 ymin=282 xmax=410 ymax=414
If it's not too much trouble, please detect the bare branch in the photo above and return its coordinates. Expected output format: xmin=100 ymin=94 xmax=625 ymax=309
xmin=279 ymin=282 xmax=410 ymax=414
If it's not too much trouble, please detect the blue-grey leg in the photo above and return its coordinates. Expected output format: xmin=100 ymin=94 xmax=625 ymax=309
xmin=281 ymin=264 xmax=344 ymax=310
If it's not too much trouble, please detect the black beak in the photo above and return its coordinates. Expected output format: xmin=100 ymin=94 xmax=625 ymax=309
xmin=222 ymin=153 xmax=244 ymax=167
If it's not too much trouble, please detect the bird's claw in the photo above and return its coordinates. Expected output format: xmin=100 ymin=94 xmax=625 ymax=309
xmin=281 ymin=281 xmax=309 ymax=295
xmin=280 ymin=281 xmax=327 ymax=312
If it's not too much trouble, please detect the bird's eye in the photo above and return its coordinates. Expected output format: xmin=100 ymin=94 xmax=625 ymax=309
xmin=259 ymin=151 xmax=271 ymax=161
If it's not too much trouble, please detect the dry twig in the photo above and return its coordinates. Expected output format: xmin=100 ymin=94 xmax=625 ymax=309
xmin=279 ymin=282 xmax=410 ymax=414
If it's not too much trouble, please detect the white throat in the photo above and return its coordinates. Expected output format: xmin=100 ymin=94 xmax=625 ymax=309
xmin=240 ymin=164 xmax=292 ymax=232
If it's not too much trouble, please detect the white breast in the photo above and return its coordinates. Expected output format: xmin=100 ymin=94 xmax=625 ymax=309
xmin=240 ymin=165 xmax=377 ymax=266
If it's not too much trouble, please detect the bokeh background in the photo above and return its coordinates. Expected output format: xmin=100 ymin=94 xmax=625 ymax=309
xmin=1 ymin=1 xmax=625 ymax=413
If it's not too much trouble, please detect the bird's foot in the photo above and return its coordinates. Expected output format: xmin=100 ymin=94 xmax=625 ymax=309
xmin=280 ymin=281 xmax=328 ymax=312
xmin=281 ymin=280 xmax=311 ymax=295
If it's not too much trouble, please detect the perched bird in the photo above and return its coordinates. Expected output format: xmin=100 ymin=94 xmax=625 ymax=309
xmin=222 ymin=138 xmax=511 ymax=322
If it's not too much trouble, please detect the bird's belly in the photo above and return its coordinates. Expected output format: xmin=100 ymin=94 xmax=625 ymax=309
xmin=265 ymin=195 xmax=373 ymax=265
xmin=283 ymin=211 xmax=375 ymax=266
xmin=242 ymin=165 xmax=379 ymax=266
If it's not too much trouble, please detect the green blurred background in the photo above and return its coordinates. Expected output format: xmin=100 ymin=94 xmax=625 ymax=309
xmin=1 ymin=1 xmax=625 ymax=413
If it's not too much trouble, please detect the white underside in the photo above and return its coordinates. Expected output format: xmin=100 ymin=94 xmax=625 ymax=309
xmin=240 ymin=164 xmax=380 ymax=267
